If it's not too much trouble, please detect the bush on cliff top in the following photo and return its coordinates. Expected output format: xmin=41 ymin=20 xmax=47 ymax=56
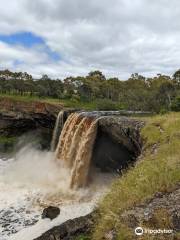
xmin=93 ymin=112 xmax=180 ymax=240
xmin=95 ymin=99 xmax=123 ymax=111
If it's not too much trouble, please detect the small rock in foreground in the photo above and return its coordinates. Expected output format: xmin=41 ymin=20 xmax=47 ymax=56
xmin=42 ymin=206 xmax=60 ymax=220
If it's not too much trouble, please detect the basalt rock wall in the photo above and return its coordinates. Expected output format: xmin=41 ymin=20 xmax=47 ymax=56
xmin=0 ymin=97 xmax=62 ymax=137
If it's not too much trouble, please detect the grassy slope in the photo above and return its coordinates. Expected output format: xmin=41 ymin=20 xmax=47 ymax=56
xmin=0 ymin=93 xmax=125 ymax=110
xmin=93 ymin=112 xmax=180 ymax=240
xmin=0 ymin=93 xmax=98 ymax=110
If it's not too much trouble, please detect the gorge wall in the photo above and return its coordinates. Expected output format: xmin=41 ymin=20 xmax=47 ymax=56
xmin=0 ymin=97 xmax=63 ymax=150
xmin=0 ymin=97 xmax=62 ymax=136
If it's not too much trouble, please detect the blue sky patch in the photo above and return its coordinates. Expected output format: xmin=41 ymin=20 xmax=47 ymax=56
xmin=0 ymin=32 xmax=44 ymax=47
xmin=0 ymin=31 xmax=61 ymax=61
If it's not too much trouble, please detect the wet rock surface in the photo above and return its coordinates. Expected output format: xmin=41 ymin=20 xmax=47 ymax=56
xmin=42 ymin=206 xmax=60 ymax=220
xmin=34 ymin=213 xmax=94 ymax=240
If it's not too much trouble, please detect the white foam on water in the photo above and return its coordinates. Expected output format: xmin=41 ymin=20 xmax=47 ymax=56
xmin=0 ymin=147 xmax=114 ymax=240
xmin=10 ymin=201 xmax=94 ymax=240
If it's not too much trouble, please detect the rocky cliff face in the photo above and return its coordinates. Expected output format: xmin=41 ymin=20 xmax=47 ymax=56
xmin=92 ymin=116 xmax=144 ymax=172
xmin=98 ymin=116 xmax=143 ymax=156
xmin=0 ymin=97 xmax=63 ymax=151
xmin=0 ymin=97 xmax=62 ymax=137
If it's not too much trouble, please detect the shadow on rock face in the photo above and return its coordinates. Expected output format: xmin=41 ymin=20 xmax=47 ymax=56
xmin=92 ymin=128 xmax=136 ymax=173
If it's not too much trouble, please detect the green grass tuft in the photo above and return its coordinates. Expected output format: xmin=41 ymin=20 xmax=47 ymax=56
xmin=74 ymin=235 xmax=90 ymax=240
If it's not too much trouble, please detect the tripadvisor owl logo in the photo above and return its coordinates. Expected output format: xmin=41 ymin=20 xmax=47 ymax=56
xmin=134 ymin=227 xmax=173 ymax=236
xmin=135 ymin=227 xmax=144 ymax=236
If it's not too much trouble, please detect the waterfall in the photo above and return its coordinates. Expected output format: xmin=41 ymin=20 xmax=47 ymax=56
xmin=51 ymin=111 xmax=65 ymax=151
xmin=55 ymin=112 xmax=99 ymax=189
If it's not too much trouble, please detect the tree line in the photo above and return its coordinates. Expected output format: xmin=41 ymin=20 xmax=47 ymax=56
xmin=0 ymin=69 xmax=180 ymax=112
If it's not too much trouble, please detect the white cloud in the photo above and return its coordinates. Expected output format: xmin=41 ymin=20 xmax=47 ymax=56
xmin=0 ymin=0 xmax=180 ymax=79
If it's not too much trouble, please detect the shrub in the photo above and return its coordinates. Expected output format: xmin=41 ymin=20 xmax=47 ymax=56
xmin=171 ymin=96 xmax=180 ymax=111
xmin=159 ymin=108 xmax=168 ymax=115
xmin=95 ymin=99 xmax=119 ymax=111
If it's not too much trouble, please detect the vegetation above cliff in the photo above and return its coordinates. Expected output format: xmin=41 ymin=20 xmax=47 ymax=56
xmin=0 ymin=94 xmax=123 ymax=111
xmin=1 ymin=69 xmax=180 ymax=112
xmin=93 ymin=112 xmax=180 ymax=240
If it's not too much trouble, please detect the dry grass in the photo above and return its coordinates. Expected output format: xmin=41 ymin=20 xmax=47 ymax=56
xmin=93 ymin=112 xmax=180 ymax=240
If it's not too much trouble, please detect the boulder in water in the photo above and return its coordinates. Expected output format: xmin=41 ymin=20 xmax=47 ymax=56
xmin=42 ymin=206 xmax=60 ymax=220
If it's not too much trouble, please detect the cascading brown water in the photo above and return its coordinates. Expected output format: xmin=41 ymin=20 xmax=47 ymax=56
xmin=55 ymin=113 xmax=98 ymax=189
xmin=54 ymin=111 xmax=140 ymax=189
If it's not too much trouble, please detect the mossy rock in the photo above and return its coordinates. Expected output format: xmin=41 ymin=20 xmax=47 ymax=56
xmin=0 ymin=136 xmax=16 ymax=152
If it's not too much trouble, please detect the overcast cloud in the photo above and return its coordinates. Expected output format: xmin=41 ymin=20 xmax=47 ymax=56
xmin=0 ymin=0 xmax=180 ymax=79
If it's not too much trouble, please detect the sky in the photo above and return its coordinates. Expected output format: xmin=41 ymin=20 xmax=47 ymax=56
xmin=0 ymin=0 xmax=180 ymax=79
